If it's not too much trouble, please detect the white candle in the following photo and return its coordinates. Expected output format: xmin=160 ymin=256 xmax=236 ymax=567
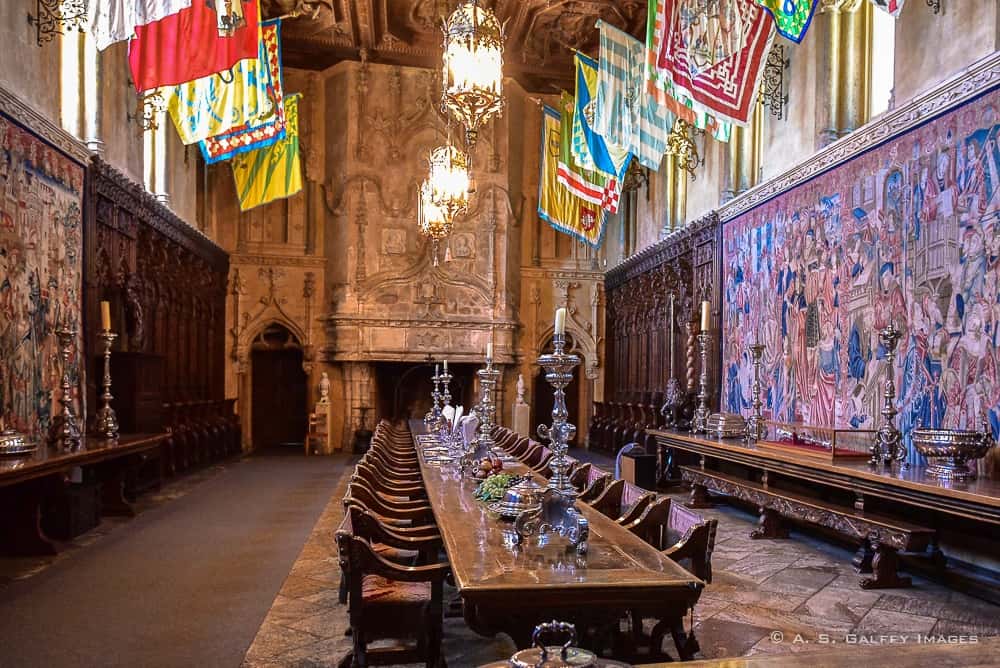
xmin=435 ymin=364 xmax=440 ymax=377
xmin=443 ymin=359 xmax=448 ymax=372
xmin=486 ymin=342 xmax=493 ymax=359
xmin=100 ymin=301 xmax=111 ymax=331
xmin=700 ymin=301 xmax=710 ymax=332
xmin=555 ymin=307 xmax=567 ymax=336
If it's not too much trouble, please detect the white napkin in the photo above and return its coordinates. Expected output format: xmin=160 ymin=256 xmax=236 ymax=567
xmin=460 ymin=414 xmax=480 ymax=447
xmin=453 ymin=405 xmax=464 ymax=431
xmin=442 ymin=405 xmax=456 ymax=424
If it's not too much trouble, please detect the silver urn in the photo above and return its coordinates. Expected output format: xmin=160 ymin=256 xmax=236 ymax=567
xmin=911 ymin=421 xmax=995 ymax=480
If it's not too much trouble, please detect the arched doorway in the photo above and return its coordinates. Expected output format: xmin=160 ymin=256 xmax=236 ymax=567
xmin=250 ymin=323 xmax=307 ymax=452
xmin=532 ymin=334 xmax=581 ymax=447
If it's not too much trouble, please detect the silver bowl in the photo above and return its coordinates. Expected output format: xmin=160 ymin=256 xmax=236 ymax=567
xmin=0 ymin=428 xmax=37 ymax=457
xmin=911 ymin=424 xmax=995 ymax=480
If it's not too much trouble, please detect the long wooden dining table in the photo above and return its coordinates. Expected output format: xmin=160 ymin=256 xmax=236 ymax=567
xmin=408 ymin=420 xmax=704 ymax=658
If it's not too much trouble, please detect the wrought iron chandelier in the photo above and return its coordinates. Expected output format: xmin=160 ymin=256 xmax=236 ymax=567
xmin=418 ymin=143 xmax=470 ymax=265
xmin=441 ymin=0 xmax=505 ymax=147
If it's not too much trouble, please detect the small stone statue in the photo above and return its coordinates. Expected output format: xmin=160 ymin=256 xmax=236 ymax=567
xmin=318 ymin=371 xmax=330 ymax=404
xmin=516 ymin=373 xmax=527 ymax=405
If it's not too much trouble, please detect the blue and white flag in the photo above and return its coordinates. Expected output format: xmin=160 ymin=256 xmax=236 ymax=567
xmin=596 ymin=20 xmax=674 ymax=170
xmin=572 ymin=53 xmax=632 ymax=179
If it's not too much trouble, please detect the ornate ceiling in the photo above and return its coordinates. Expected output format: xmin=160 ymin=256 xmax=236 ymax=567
xmin=262 ymin=0 xmax=646 ymax=91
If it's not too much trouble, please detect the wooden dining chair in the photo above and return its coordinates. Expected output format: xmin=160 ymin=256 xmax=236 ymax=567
xmin=336 ymin=530 xmax=449 ymax=667
xmin=589 ymin=479 xmax=655 ymax=525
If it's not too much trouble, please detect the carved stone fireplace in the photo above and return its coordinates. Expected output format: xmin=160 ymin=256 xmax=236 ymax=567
xmin=373 ymin=362 xmax=480 ymax=422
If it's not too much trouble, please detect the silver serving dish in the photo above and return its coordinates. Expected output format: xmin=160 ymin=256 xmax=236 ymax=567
xmin=0 ymin=428 xmax=37 ymax=457
xmin=707 ymin=412 xmax=747 ymax=439
xmin=478 ymin=621 xmax=630 ymax=668
xmin=488 ymin=477 xmax=544 ymax=520
xmin=911 ymin=424 xmax=995 ymax=480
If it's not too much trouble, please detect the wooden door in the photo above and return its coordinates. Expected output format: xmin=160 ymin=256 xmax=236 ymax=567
xmin=251 ymin=348 xmax=307 ymax=450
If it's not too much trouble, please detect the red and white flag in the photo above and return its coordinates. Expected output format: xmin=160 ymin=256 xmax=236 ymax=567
xmin=871 ymin=0 xmax=905 ymax=17
xmin=128 ymin=0 xmax=259 ymax=92
xmin=87 ymin=0 xmax=192 ymax=51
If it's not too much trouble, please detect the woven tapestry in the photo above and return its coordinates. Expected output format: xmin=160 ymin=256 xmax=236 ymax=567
xmin=0 ymin=110 xmax=85 ymax=439
xmin=720 ymin=87 xmax=1000 ymax=464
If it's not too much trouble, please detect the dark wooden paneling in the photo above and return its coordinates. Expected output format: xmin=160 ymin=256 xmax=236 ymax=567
xmin=84 ymin=158 xmax=229 ymax=411
xmin=593 ymin=212 xmax=720 ymax=453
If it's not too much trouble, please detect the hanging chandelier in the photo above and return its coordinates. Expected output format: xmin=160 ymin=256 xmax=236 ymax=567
xmin=418 ymin=144 xmax=470 ymax=265
xmin=441 ymin=0 xmax=505 ymax=147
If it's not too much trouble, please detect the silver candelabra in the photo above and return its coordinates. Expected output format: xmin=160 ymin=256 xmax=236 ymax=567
xmin=514 ymin=333 xmax=589 ymax=553
xmin=691 ymin=331 xmax=711 ymax=433
xmin=476 ymin=357 xmax=500 ymax=453
xmin=745 ymin=342 xmax=767 ymax=442
xmin=94 ymin=330 xmax=120 ymax=440
xmin=871 ymin=322 xmax=905 ymax=468
xmin=48 ymin=327 xmax=82 ymax=452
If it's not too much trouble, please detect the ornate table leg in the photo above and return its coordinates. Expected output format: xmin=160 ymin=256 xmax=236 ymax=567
xmin=860 ymin=539 xmax=912 ymax=589
xmin=686 ymin=483 xmax=713 ymax=509
xmin=750 ymin=507 xmax=788 ymax=539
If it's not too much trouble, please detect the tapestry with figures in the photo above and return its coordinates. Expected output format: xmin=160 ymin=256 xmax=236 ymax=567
xmin=721 ymin=88 xmax=1000 ymax=461
xmin=0 ymin=110 xmax=85 ymax=440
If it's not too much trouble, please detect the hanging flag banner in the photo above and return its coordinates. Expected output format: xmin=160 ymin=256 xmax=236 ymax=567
xmin=539 ymin=106 xmax=608 ymax=248
xmin=657 ymin=0 xmax=776 ymax=127
xmin=754 ymin=0 xmax=819 ymax=43
xmin=596 ymin=20 xmax=675 ymax=171
xmin=163 ymin=19 xmax=279 ymax=145
xmin=556 ymin=93 xmax=622 ymax=214
xmin=129 ymin=0 xmax=259 ymax=92
xmin=870 ymin=0 xmax=905 ymax=17
xmin=87 ymin=0 xmax=193 ymax=51
xmin=232 ymin=94 xmax=303 ymax=211
xmin=572 ymin=53 xmax=632 ymax=179
xmin=199 ymin=19 xmax=287 ymax=163
xmin=645 ymin=0 xmax=733 ymax=142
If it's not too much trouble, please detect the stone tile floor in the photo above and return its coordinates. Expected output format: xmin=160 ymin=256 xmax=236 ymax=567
xmin=242 ymin=463 xmax=1000 ymax=667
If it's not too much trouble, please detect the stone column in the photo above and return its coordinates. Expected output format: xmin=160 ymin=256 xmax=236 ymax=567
xmin=820 ymin=0 xmax=872 ymax=144
xmin=725 ymin=100 xmax=764 ymax=199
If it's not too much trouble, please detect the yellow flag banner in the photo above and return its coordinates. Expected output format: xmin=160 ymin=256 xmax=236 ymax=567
xmin=538 ymin=105 xmax=607 ymax=248
xmin=231 ymin=94 xmax=302 ymax=211
xmin=164 ymin=17 xmax=277 ymax=145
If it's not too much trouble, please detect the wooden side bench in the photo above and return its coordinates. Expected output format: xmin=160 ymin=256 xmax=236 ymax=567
xmin=681 ymin=466 xmax=935 ymax=589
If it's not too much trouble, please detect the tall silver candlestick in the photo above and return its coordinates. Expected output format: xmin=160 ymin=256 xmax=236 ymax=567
xmin=871 ymin=322 xmax=904 ymax=468
xmin=514 ymin=333 xmax=589 ymax=553
xmin=424 ymin=370 xmax=443 ymax=426
xmin=94 ymin=330 xmax=120 ymax=439
xmin=49 ymin=327 xmax=82 ymax=452
xmin=691 ymin=331 xmax=711 ymax=433
xmin=746 ymin=342 xmax=767 ymax=442
xmin=476 ymin=358 xmax=500 ymax=452
xmin=440 ymin=368 xmax=453 ymax=409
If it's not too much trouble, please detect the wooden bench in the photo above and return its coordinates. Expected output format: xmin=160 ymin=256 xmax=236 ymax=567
xmin=681 ymin=466 xmax=935 ymax=589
